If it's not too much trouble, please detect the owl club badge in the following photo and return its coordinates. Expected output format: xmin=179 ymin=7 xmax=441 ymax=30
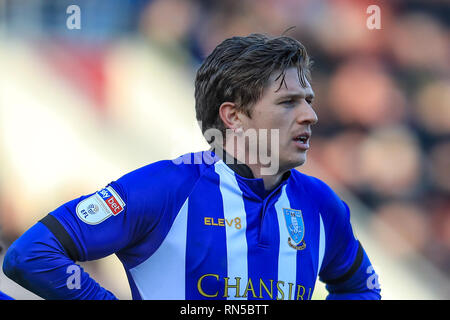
xmin=283 ymin=208 xmax=306 ymax=250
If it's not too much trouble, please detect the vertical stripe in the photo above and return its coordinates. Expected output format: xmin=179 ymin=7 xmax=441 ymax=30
xmin=185 ymin=168 xmax=227 ymax=299
xmin=250 ymin=203 xmax=280 ymax=300
xmin=236 ymin=179 xmax=280 ymax=301
xmin=318 ymin=213 xmax=326 ymax=275
xmin=285 ymin=181 xmax=319 ymax=300
xmin=215 ymin=162 xmax=248 ymax=300
xmin=129 ymin=199 xmax=189 ymax=299
xmin=274 ymin=185 xmax=297 ymax=300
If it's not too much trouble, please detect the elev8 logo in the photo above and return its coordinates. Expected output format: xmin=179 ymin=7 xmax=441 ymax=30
xmin=204 ymin=217 xmax=242 ymax=230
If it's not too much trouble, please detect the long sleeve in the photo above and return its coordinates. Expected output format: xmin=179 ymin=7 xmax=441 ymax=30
xmin=2 ymin=160 xmax=190 ymax=300
xmin=323 ymin=241 xmax=381 ymax=300
xmin=2 ymin=222 xmax=117 ymax=300
xmin=309 ymin=176 xmax=381 ymax=300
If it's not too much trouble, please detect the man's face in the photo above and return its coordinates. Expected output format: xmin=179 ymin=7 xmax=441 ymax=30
xmin=240 ymin=67 xmax=318 ymax=173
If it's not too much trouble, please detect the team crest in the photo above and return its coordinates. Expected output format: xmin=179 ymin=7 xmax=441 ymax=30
xmin=283 ymin=208 xmax=306 ymax=250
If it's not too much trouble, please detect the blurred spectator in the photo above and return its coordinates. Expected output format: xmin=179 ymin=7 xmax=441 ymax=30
xmin=429 ymin=142 xmax=450 ymax=193
xmin=430 ymin=198 xmax=450 ymax=257
xmin=414 ymin=79 xmax=450 ymax=136
xmin=306 ymin=0 xmax=386 ymax=56
xmin=371 ymin=201 xmax=430 ymax=257
xmin=358 ymin=126 xmax=422 ymax=198
xmin=140 ymin=0 xmax=199 ymax=48
xmin=319 ymin=130 xmax=366 ymax=189
xmin=327 ymin=58 xmax=407 ymax=128
xmin=422 ymin=194 xmax=450 ymax=276
xmin=388 ymin=12 xmax=449 ymax=73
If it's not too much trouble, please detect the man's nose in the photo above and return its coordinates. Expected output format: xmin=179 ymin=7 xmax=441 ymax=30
xmin=296 ymin=100 xmax=318 ymax=125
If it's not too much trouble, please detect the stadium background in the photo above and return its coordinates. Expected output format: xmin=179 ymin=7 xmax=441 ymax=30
xmin=0 ymin=0 xmax=449 ymax=299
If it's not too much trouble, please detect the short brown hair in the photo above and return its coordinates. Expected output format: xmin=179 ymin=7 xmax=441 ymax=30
xmin=194 ymin=33 xmax=312 ymax=143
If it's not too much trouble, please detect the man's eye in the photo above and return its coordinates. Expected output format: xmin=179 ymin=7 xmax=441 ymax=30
xmin=280 ymin=99 xmax=295 ymax=105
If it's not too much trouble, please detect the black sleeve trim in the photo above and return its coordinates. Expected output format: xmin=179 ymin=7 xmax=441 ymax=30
xmin=39 ymin=214 xmax=80 ymax=262
xmin=324 ymin=241 xmax=364 ymax=285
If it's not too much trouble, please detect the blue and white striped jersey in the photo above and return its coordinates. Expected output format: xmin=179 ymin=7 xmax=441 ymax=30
xmin=3 ymin=150 xmax=380 ymax=300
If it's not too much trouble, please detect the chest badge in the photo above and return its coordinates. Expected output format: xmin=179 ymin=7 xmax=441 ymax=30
xmin=283 ymin=208 xmax=306 ymax=250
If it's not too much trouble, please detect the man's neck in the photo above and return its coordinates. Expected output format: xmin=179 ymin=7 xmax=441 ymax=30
xmin=245 ymin=162 xmax=286 ymax=191
xmin=213 ymin=144 xmax=289 ymax=191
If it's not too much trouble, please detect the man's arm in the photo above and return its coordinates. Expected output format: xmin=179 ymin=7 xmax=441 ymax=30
xmin=3 ymin=159 xmax=200 ymax=300
xmin=320 ymin=241 xmax=381 ymax=300
xmin=3 ymin=220 xmax=117 ymax=299
xmin=2 ymin=179 xmax=144 ymax=299
xmin=311 ymin=177 xmax=381 ymax=300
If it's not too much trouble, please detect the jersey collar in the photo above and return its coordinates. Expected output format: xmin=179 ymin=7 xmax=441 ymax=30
xmin=210 ymin=146 xmax=291 ymax=199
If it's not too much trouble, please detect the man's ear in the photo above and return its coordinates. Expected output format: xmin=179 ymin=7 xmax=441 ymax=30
xmin=218 ymin=102 xmax=242 ymax=130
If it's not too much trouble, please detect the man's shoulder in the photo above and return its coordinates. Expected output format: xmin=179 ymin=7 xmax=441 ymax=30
xmin=116 ymin=151 xmax=216 ymax=189
xmin=289 ymin=170 xmax=346 ymax=213
xmin=289 ymin=169 xmax=336 ymax=196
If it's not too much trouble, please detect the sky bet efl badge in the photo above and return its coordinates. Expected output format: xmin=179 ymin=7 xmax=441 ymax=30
xmin=283 ymin=208 xmax=306 ymax=250
xmin=76 ymin=186 xmax=125 ymax=225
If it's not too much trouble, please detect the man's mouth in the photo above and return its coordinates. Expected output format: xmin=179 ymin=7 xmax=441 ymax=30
xmin=293 ymin=132 xmax=311 ymax=150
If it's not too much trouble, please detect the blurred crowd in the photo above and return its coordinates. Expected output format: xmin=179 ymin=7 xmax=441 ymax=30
xmin=141 ymin=0 xmax=450 ymax=278
xmin=0 ymin=0 xmax=449 ymax=298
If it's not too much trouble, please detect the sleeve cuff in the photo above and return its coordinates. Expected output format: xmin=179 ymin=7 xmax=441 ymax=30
xmin=323 ymin=240 xmax=364 ymax=285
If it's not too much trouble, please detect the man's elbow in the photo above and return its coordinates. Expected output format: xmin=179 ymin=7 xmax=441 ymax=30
xmin=324 ymin=269 xmax=382 ymax=300
xmin=2 ymin=243 xmax=27 ymax=283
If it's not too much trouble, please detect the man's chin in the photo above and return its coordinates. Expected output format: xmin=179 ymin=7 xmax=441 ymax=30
xmin=293 ymin=158 xmax=306 ymax=169
xmin=281 ymin=155 xmax=307 ymax=172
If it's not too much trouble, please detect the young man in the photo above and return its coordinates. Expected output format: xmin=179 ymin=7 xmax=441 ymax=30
xmin=3 ymin=34 xmax=380 ymax=300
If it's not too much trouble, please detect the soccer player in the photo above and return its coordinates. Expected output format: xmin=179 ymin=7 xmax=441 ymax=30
xmin=2 ymin=34 xmax=380 ymax=300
